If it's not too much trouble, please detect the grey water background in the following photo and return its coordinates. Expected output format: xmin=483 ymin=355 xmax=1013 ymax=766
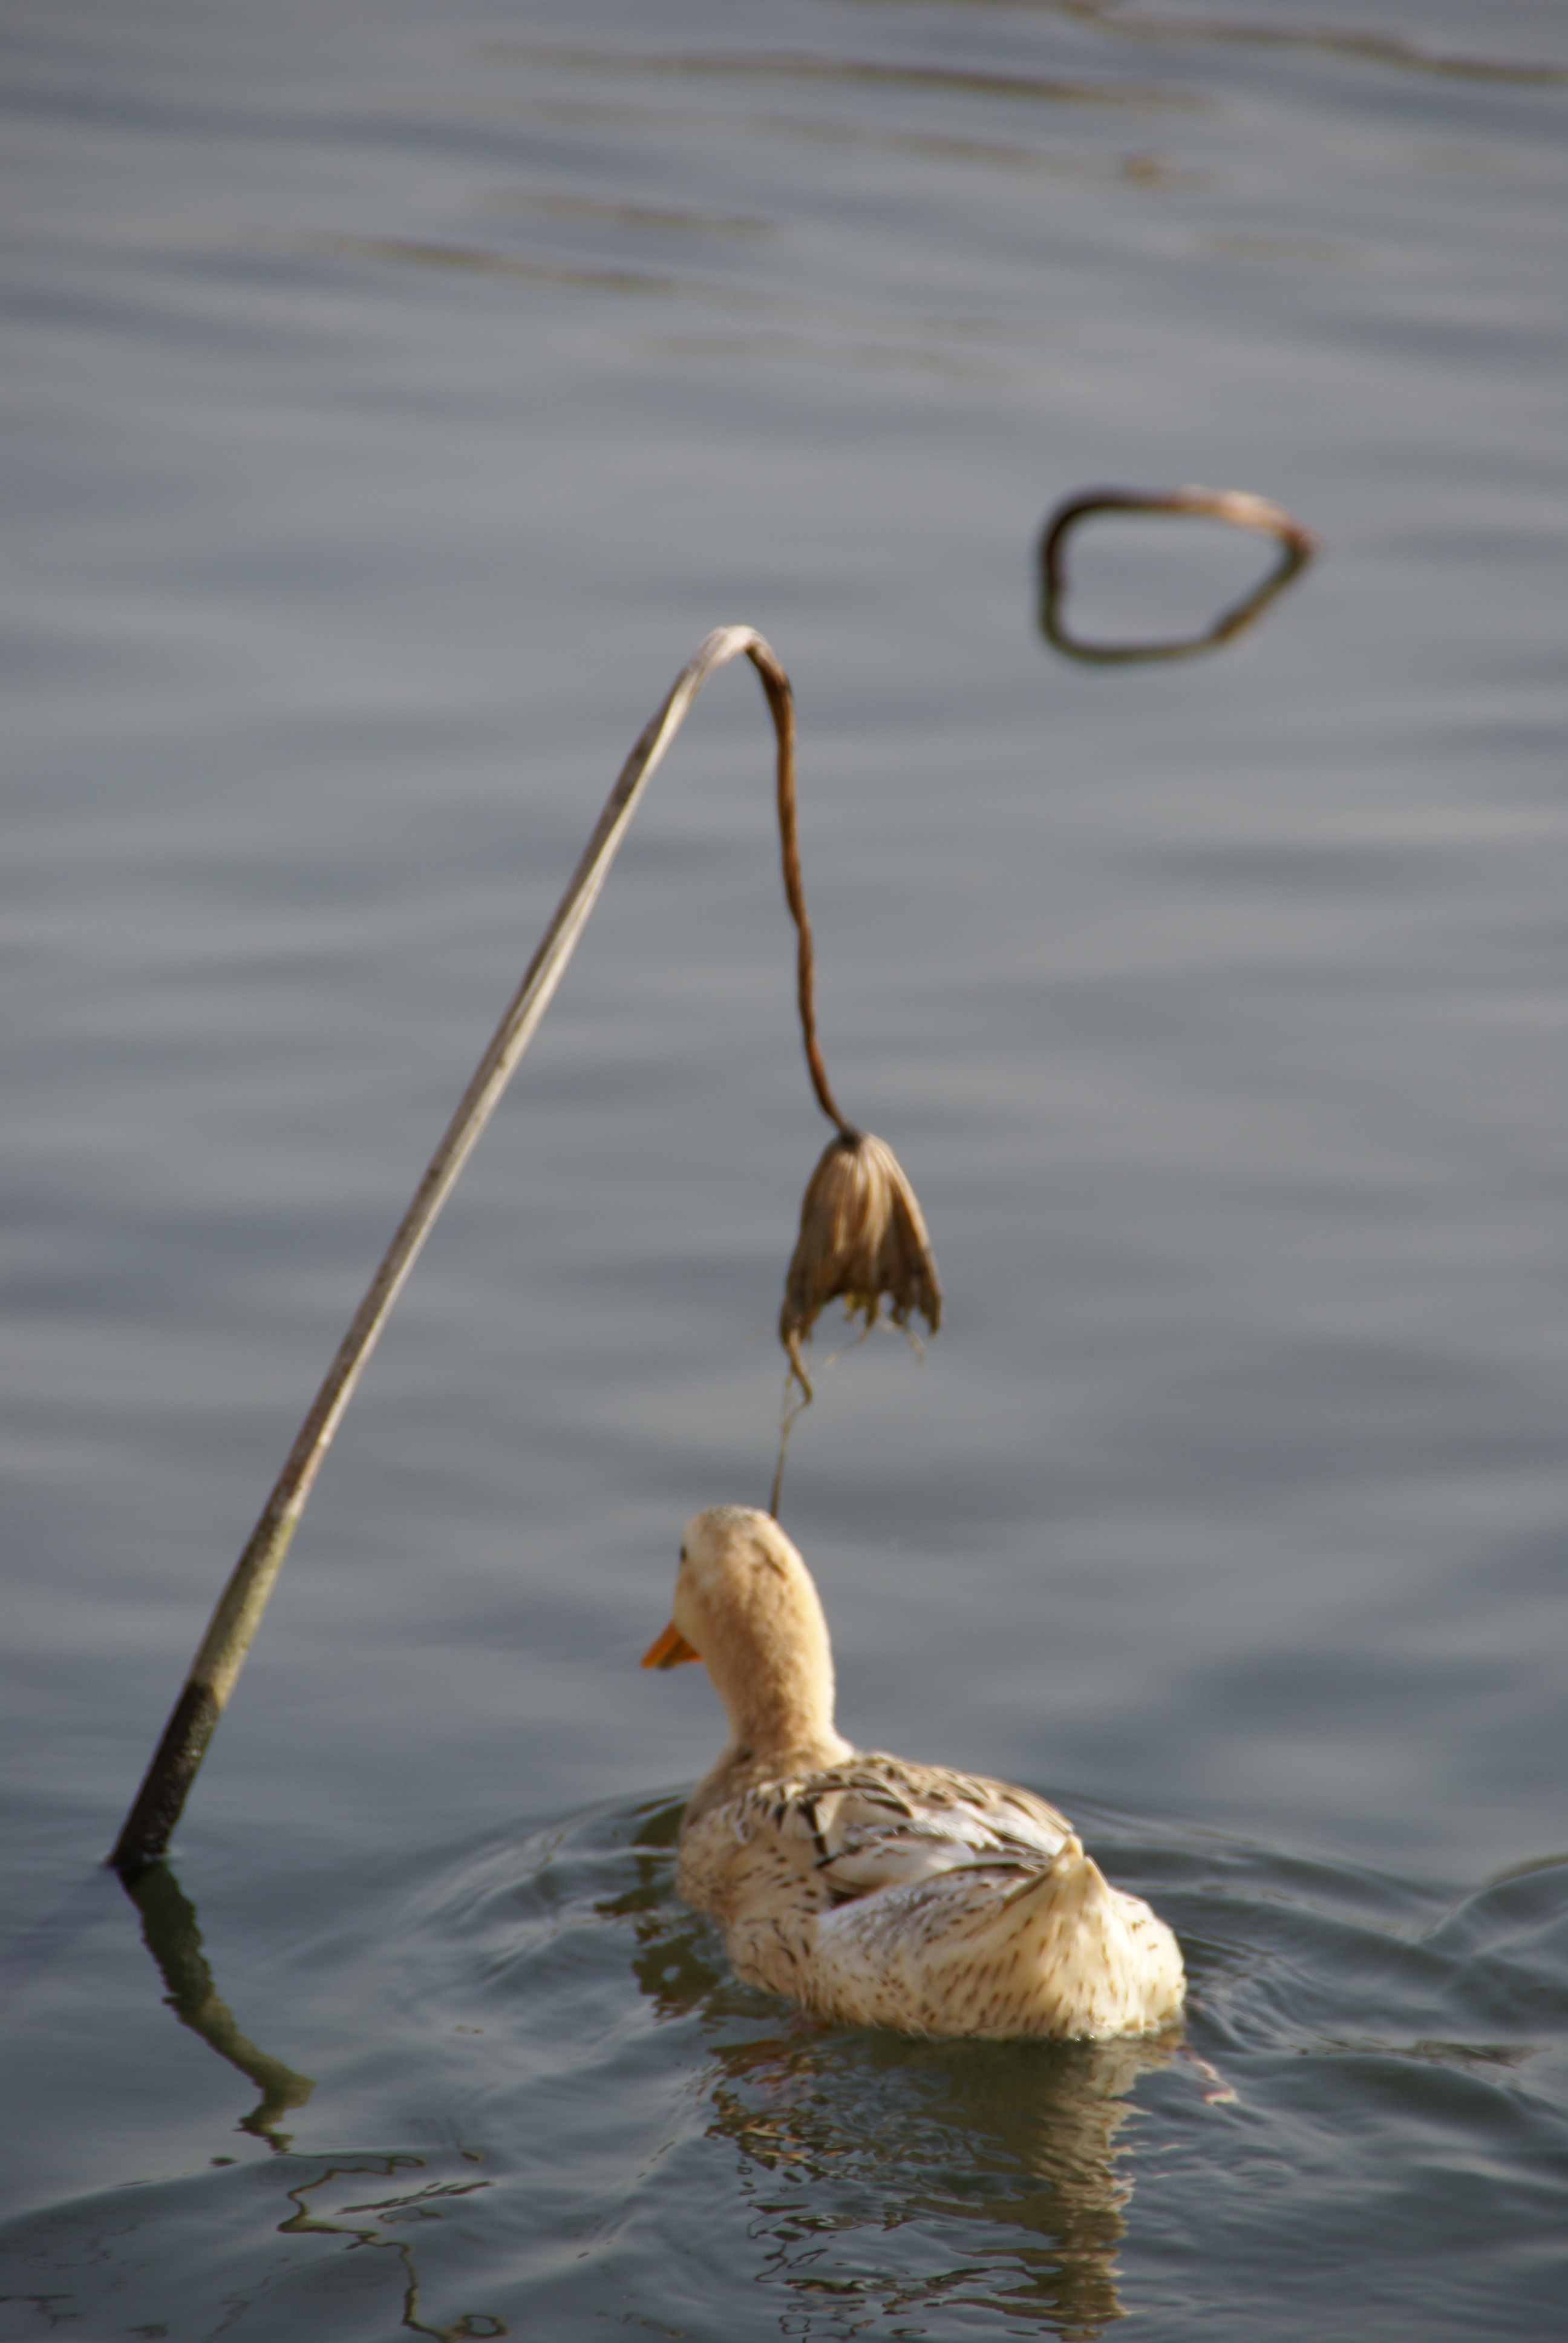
xmin=3 ymin=0 xmax=1566 ymax=2334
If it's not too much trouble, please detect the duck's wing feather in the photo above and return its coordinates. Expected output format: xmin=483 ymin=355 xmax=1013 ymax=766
xmin=762 ymin=1755 xmax=1073 ymax=1903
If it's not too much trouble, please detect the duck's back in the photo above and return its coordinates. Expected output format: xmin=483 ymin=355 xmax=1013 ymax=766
xmin=677 ymin=1751 xmax=1184 ymax=2040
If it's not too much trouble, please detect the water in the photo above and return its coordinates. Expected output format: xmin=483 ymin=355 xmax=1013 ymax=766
xmin=2 ymin=1 xmax=1566 ymax=2333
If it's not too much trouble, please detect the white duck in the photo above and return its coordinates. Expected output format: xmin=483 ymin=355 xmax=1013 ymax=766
xmin=642 ymin=1505 xmax=1184 ymax=2040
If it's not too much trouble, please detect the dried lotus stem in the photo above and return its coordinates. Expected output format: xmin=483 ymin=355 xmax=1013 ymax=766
xmin=1039 ymin=484 xmax=1316 ymax=664
xmin=111 ymin=624 xmax=911 ymax=1872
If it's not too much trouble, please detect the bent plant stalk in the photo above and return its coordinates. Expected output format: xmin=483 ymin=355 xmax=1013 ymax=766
xmin=110 ymin=626 xmax=938 ymax=1875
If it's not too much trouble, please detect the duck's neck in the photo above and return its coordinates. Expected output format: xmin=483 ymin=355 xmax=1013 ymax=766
xmin=730 ymin=1633 xmax=851 ymax=1754
xmin=692 ymin=1669 xmax=854 ymax=1812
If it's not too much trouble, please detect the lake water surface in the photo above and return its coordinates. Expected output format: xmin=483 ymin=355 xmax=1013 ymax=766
xmin=3 ymin=2 xmax=1566 ymax=2336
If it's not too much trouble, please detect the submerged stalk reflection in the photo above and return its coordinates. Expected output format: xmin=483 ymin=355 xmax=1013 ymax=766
xmin=123 ymin=1860 xmax=316 ymax=2151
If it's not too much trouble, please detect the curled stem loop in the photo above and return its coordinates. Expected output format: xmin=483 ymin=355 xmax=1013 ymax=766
xmin=1039 ymin=484 xmax=1316 ymax=664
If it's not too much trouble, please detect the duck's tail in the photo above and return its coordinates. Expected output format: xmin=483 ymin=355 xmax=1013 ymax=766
xmin=805 ymin=1834 xmax=1184 ymax=2041
xmin=988 ymin=1835 xmax=1185 ymax=2038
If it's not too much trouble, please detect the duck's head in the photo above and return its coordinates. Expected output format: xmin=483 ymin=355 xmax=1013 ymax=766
xmin=641 ymin=1505 xmax=850 ymax=1765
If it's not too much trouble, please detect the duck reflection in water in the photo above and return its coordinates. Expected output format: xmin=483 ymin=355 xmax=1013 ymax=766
xmin=614 ymin=1849 xmax=1173 ymax=2338
xmin=712 ymin=2027 xmax=1174 ymax=2339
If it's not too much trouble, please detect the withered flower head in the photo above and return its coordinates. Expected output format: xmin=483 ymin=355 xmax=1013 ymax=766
xmin=779 ymin=1131 xmax=942 ymax=1401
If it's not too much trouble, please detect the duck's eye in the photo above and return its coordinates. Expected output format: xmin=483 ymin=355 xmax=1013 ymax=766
xmin=679 ymin=1545 xmax=688 ymax=1562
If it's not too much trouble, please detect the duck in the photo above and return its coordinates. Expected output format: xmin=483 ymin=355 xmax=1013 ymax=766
xmin=641 ymin=1505 xmax=1184 ymax=2041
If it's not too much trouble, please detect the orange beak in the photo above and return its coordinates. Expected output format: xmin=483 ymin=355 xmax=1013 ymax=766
xmin=641 ymin=1620 xmax=702 ymax=1670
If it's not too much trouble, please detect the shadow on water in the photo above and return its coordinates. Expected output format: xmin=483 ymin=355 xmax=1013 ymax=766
xmin=0 ymin=2145 xmax=510 ymax=2343
xmin=271 ymin=2156 xmax=506 ymax=2343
